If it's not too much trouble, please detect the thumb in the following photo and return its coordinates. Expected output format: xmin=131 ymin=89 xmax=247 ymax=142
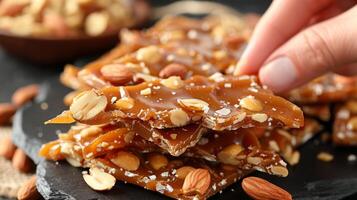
xmin=259 ymin=6 xmax=357 ymax=93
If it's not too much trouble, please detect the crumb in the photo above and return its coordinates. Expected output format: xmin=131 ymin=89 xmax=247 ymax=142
xmin=317 ymin=152 xmax=334 ymax=162
xmin=347 ymin=154 xmax=356 ymax=162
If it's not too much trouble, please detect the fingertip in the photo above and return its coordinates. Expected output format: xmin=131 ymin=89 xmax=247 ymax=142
xmin=259 ymin=56 xmax=299 ymax=93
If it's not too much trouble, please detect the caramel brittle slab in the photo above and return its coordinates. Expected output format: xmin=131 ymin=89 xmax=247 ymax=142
xmin=60 ymin=75 xmax=303 ymax=131
xmin=130 ymin=121 xmax=207 ymax=156
xmin=184 ymin=129 xmax=289 ymax=177
xmin=88 ymin=153 xmax=248 ymax=200
xmin=65 ymin=15 xmax=250 ymax=90
xmin=301 ymin=104 xmax=331 ymax=121
xmin=260 ymin=118 xmax=322 ymax=165
xmin=288 ymin=74 xmax=357 ymax=104
xmin=333 ymin=100 xmax=357 ymax=146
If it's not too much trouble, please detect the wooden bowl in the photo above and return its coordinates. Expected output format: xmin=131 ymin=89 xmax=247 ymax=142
xmin=0 ymin=0 xmax=150 ymax=64
xmin=0 ymin=32 xmax=119 ymax=64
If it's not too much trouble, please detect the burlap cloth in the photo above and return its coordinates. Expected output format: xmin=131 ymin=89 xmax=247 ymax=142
xmin=0 ymin=127 xmax=33 ymax=199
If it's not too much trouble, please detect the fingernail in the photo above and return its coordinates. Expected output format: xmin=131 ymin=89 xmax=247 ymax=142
xmin=259 ymin=56 xmax=298 ymax=93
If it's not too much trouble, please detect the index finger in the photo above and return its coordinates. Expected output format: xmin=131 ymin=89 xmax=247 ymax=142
xmin=234 ymin=0 xmax=333 ymax=75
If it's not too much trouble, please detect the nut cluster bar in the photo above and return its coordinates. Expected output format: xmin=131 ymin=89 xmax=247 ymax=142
xmin=62 ymin=75 xmax=304 ymax=131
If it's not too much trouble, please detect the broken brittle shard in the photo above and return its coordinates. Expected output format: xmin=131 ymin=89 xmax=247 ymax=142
xmin=39 ymin=14 xmax=309 ymax=199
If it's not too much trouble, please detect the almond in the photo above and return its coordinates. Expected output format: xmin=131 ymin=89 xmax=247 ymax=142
xmin=110 ymin=151 xmax=140 ymax=171
xmin=0 ymin=135 xmax=17 ymax=160
xmin=12 ymin=149 xmax=34 ymax=173
xmin=12 ymin=84 xmax=39 ymax=107
xmin=17 ymin=176 xmax=40 ymax=200
xmin=169 ymin=108 xmax=189 ymax=127
xmin=114 ymin=97 xmax=135 ymax=110
xmin=160 ymin=76 xmax=184 ymax=90
xmin=85 ymin=11 xmax=110 ymax=36
xmin=100 ymin=64 xmax=134 ymax=85
xmin=239 ymin=96 xmax=263 ymax=112
xmin=136 ymin=46 xmax=162 ymax=63
xmin=182 ymin=168 xmax=211 ymax=195
xmin=148 ymin=154 xmax=168 ymax=170
xmin=177 ymin=98 xmax=209 ymax=112
xmin=242 ymin=177 xmax=292 ymax=200
xmin=176 ymin=166 xmax=195 ymax=179
xmin=0 ymin=103 xmax=17 ymax=125
xmin=217 ymin=144 xmax=244 ymax=165
xmin=159 ymin=63 xmax=188 ymax=79
xmin=83 ymin=167 xmax=116 ymax=191
xmin=70 ymin=90 xmax=107 ymax=122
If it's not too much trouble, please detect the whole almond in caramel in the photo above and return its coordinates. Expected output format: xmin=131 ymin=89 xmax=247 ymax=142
xmin=159 ymin=63 xmax=188 ymax=79
xmin=182 ymin=168 xmax=211 ymax=195
xmin=100 ymin=64 xmax=134 ymax=85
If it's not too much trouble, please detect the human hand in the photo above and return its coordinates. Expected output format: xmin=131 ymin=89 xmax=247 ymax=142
xmin=234 ymin=0 xmax=357 ymax=93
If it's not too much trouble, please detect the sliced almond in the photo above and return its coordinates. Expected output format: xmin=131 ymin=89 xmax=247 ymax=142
xmin=140 ymin=88 xmax=152 ymax=96
xmin=176 ymin=166 xmax=195 ymax=179
xmin=70 ymin=90 xmax=107 ymax=121
xmin=317 ymin=152 xmax=334 ymax=162
xmin=136 ymin=46 xmax=162 ymax=63
xmin=85 ymin=11 xmax=109 ymax=36
xmin=110 ymin=151 xmax=140 ymax=171
xmin=251 ymin=113 xmax=268 ymax=123
xmin=177 ymin=98 xmax=209 ymax=111
xmin=182 ymin=168 xmax=211 ymax=195
xmin=160 ymin=76 xmax=184 ymax=90
xmin=115 ymin=97 xmax=135 ymax=110
xmin=270 ymin=166 xmax=288 ymax=177
xmin=148 ymin=154 xmax=168 ymax=170
xmin=217 ymin=144 xmax=244 ymax=165
xmin=83 ymin=167 xmax=116 ymax=191
xmin=239 ymin=96 xmax=263 ymax=112
xmin=169 ymin=108 xmax=189 ymax=127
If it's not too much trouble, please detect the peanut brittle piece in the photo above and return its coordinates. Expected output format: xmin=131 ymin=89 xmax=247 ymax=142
xmin=41 ymin=141 xmax=288 ymax=200
xmin=59 ymin=75 xmax=303 ymax=130
xmin=87 ymin=154 xmax=248 ymax=200
xmin=333 ymin=100 xmax=357 ymax=146
xmin=184 ymin=129 xmax=289 ymax=177
xmin=288 ymin=74 xmax=357 ymax=104
xmin=130 ymin=121 xmax=206 ymax=156
xmin=260 ymin=118 xmax=322 ymax=165
xmin=301 ymin=104 xmax=331 ymax=121
xmin=68 ymin=16 xmax=250 ymax=90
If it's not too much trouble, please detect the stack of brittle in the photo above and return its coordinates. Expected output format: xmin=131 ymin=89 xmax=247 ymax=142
xmin=38 ymin=15 xmax=315 ymax=199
